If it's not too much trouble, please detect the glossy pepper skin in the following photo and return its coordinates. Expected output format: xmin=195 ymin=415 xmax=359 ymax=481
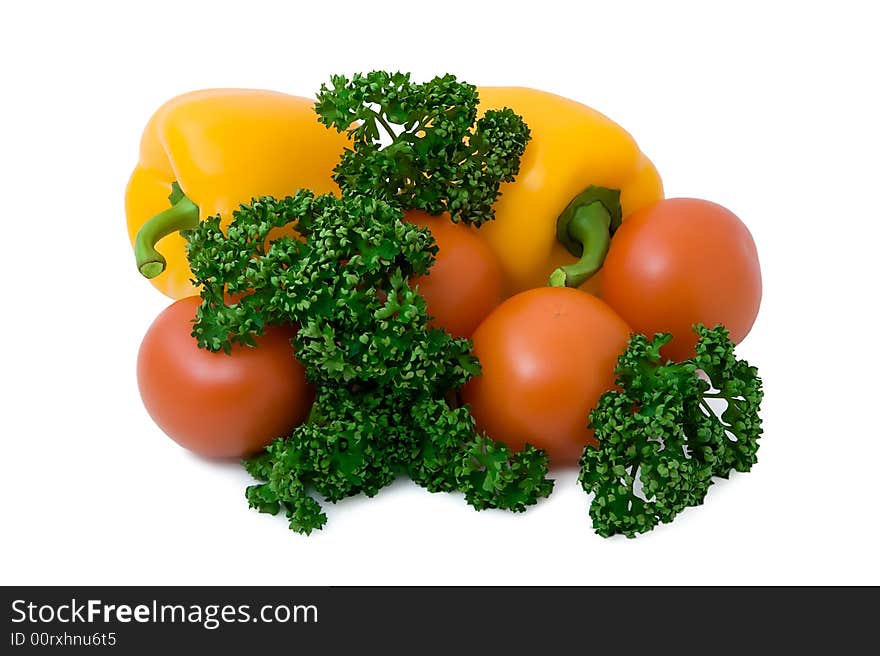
xmin=475 ymin=87 xmax=665 ymax=297
xmin=125 ymin=89 xmax=350 ymax=299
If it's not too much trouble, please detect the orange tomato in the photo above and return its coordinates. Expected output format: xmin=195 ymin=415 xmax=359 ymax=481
xmin=405 ymin=211 xmax=503 ymax=339
xmin=137 ymin=296 xmax=313 ymax=459
xmin=601 ymin=198 xmax=761 ymax=361
xmin=462 ymin=287 xmax=631 ymax=467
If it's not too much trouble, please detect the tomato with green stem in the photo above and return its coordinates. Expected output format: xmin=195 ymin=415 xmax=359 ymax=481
xmin=405 ymin=211 xmax=503 ymax=339
xmin=137 ymin=296 xmax=313 ymax=459
xmin=462 ymin=287 xmax=631 ymax=467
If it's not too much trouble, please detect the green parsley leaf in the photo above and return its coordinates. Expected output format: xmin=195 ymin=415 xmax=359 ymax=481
xmin=184 ymin=190 xmax=552 ymax=533
xmin=579 ymin=325 xmax=763 ymax=538
xmin=315 ymin=71 xmax=531 ymax=227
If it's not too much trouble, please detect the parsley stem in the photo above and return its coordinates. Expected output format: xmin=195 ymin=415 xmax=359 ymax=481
xmin=369 ymin=109 xmax=399 ymax=142
xmin=134 ymin=188 xmax=200 ymax=278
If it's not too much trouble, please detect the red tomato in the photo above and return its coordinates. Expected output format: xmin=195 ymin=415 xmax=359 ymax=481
xmin=137 ymin=296 xmax=313 ymax=459
xmin=405 ymin=211 xmax=503 ymax=338
xmin=462 ymin=287 xmax=631 ymax=467
xmin=601 ymin=198 xmax=761 ymax=360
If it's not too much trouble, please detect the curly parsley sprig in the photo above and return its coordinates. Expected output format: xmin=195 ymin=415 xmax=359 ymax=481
xmin=184 ymin=190 xmax=553 ymax=534
xmin=315 ymin=71 xmax=531 ymax=226
xmin=579 ymin=325 xmax=763 ymax=538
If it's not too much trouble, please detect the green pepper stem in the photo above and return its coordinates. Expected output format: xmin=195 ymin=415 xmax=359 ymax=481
xmin=548 ymin=201 xmax=612 ymax=288
xmin=134 ymin=192 xmax=200 ymax=278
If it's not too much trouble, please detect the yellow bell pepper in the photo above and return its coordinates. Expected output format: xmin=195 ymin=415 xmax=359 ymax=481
xmin=126 ymin=88 xmax=350 ymax=299
xmin=476 ymin=87 xmax=664 ymax=297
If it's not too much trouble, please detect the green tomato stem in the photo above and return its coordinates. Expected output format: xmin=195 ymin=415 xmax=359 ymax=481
xmin=134 ymin=188 xmax=200 ymax=279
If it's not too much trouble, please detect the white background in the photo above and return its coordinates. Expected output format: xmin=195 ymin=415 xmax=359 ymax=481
xmin=2 ymin=0 xmax=878 ymax=586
